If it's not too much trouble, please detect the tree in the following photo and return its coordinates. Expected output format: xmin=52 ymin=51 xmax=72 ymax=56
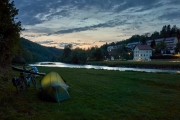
xmin=160 ymin=25 xmax=167 ymax=38
xmin=62 ymin=44 xmax=72 ymax=62
xmin=100 ymin=42 xmax=109 ymax=59
xmin=140 ymin=36 xmax=147 ymax=45
xmin=0 ymin=0 xmax=22 ymax=66
xmin=69 ymin=48 xmax=87 ymax=64
xmin=175 ymin=42 xmax=180 ymax=53
xmin=150 ymin=39 xmax=156 ymax=48
xmin=166 ymin=25 xmax=171 ymax=37
xmin=93 ymin=48 xmax=104 ymax=61
xmin=116 ymin=44 xmax=127 ymax=60
xmin=151 ymin=31 xmax=160 ymax=39
xmin=155 ymin=41 xmax=166 ymax=54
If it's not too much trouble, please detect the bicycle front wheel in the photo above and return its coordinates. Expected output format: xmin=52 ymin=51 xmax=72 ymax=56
xmin=31 ymin=77 xmax=36 ymax=89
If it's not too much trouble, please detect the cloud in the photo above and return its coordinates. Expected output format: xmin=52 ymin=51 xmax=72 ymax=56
xmin=43 ymin=17 xmax=128 ymax=35
xmin=14 ymin=0 xmax=177 ymax=28
xmin=58 ymin=42 xmax=94 ymax=49
xmin=13 ymin=0 xmax=180 ymax=48
xmin=158 ymin=9 xmax=180 ymax=20
xmin=35 ymin=40 xmax=57 ymax=45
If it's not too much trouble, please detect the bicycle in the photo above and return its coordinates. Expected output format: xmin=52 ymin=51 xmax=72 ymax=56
xmin=12 ymin=72 xmax=28 ymax=93
xmin=26 ymin=69 xmax=37 ymax=89
xmin=12 ymin=69 xmax=37 ymax=93
xmin=12 ymin=66 xmax=45 ymax=93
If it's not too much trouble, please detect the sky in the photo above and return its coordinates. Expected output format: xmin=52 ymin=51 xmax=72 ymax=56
xmin=13 ymin=0 xmax=180 ymax=49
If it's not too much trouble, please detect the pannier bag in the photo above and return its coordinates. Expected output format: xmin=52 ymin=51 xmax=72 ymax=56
xmin=26 ymin=73 xmax=31 ymax=82
xmin=12 ymin=77 xmax=20 ymax=86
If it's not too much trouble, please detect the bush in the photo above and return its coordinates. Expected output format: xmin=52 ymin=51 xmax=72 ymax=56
xmin=150 ymin=55 xmax=180 ymax=59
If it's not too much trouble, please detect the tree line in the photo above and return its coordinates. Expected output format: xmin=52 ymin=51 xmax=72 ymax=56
xmin=100 ymin=25 xmax=180 ymax=59
xmin=17 ymin=25 xmax=180 ymax=64
xmin=12 ymin=38 xmax=105 ymax=64
xmin=60 ymin=44 xmax=104 ymax=64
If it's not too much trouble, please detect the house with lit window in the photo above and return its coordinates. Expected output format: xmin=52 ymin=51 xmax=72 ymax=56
xmin=133 ymin=45 xmax=152 ymax=61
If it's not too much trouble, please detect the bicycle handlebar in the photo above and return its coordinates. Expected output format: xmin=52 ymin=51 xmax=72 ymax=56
xmin=12 ymin=66 xmax=46 ymax=76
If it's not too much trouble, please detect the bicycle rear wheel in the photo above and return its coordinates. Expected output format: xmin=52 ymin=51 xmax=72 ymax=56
xmin=31 ymin=77 xmax=36 ymax=89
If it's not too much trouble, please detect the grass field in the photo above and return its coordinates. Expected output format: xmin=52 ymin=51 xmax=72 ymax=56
xmin=0 ymin=66 xmax=180 ymax=120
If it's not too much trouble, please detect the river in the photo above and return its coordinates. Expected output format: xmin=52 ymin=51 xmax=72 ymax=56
xmin=29 ymin=62 xmax=180 ymax=74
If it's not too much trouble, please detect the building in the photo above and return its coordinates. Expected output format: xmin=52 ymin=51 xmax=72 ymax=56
xmin=133 ymin=45 xmax=152 ymax=61
xmin=161 ymin=44 xmax=176 ymax=55
xmin=126 ymin=42 xmax=141 ymax=50
xmin=107 ymin=46 xmax=118 ymax=52
xmin=147 ymin=37 xmax=178 ymax=55
xmin=146 ymin=37 xmax=178 ymax=46
xmin=107 ymin=45 xmax=122 ymax=52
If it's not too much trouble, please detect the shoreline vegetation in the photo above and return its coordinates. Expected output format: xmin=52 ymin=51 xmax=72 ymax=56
xmin=86 ymin=60 xmax=180 ymax=70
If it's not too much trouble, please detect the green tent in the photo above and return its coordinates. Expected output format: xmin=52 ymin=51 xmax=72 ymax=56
xmin=41 ymin=72 xmax=70 ymax=102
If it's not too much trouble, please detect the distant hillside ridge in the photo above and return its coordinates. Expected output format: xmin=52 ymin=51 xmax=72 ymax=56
xmin=21 ymin=37 xmax=63 ymax=55
xmin=12 ymin=38 xmax=63 ymax=64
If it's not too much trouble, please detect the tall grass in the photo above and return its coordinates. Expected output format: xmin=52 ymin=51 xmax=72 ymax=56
xmin=0 ymin=67 xmax=180 ymax=119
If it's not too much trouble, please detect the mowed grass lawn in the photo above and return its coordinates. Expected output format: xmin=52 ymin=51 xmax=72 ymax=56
xmin=1 ymin=67 xmax=180 ymax=120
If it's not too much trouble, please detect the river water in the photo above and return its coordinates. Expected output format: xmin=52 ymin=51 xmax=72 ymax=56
xmin=29 ymin=62 xmax=180 ymax=74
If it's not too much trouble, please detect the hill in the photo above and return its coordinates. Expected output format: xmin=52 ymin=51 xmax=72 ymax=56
xmin=12 ymin=38 xmax=63 ymax=64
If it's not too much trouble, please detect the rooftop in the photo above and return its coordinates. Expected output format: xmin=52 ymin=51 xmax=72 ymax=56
xmin=135 ymin=45 xmax=152 ymax=50
xmin=147 ymin=37 xmax=177 ymax=43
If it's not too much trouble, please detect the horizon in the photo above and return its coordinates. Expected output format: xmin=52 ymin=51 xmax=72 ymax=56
xmin=14 ymin=0 xmax=180 ymax=49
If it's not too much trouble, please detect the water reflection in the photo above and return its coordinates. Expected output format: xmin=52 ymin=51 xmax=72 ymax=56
xmin=29 ymin=62 xmax=180 ymax=74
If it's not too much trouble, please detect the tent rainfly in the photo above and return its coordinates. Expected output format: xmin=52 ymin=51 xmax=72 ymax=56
xmin=41 ymin=72 xmax=70 ymax=102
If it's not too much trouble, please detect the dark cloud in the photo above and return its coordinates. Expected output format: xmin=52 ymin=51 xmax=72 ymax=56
xmin=14 ymin=0 xmax=164 ymax=25
xmin=114 ymin=0 xmax=159 ymax=12
xmin=13 ymin=0 xmax=180 ymax=35
xmin=159 ymin=10 xmax=180 ymax=20
xmin=167 ymin=0 xmax=180 ymax=5
xmin=47 ymin=19 xmax=127 ymax=35
xmin=36 ymin=40 xmax=57 ymax=45
xmin=58 ymin=42 xmax=93 ymax=48
xmin=20 ymin=16 xmax=44 ymax=25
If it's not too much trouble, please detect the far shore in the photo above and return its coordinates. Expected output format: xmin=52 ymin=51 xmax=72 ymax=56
xmin=86 ymin=60 xmax=180 ymax=70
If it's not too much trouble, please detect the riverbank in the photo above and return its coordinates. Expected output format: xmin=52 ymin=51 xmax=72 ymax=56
xmin=87 ymin=60 xmax=180 ymax=70
xmin=1 ymin=67 xmax=180 ymax=119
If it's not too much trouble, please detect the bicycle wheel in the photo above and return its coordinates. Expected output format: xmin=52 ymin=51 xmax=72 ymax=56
xmin=31 ymin=76 xmax=36 ymax=89
xmin=19 ymin=78 xmax=25 ymax=92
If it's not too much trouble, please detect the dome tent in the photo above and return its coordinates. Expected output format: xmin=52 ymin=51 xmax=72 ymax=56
xmin=41 ymin=72 xmax=70 ymax=102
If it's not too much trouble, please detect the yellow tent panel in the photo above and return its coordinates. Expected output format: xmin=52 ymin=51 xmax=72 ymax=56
xmin=41 ymin=72 xmax=70 ymax=102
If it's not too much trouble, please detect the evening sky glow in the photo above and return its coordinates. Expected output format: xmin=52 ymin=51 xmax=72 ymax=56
xmin=14 ymin=0 xmax=180 ymax=49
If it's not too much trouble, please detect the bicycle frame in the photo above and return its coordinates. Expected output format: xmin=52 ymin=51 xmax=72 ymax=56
xmin=12 ymin=66 xmax=45 ymax=92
